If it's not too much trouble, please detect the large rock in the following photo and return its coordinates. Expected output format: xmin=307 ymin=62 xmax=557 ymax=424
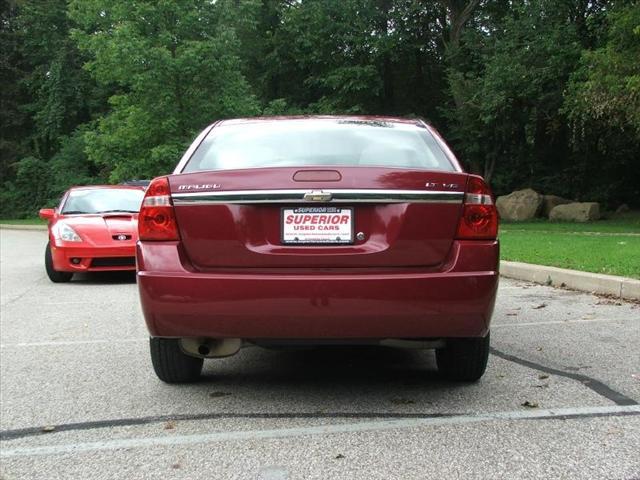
xmin=616 ymin=203 xmax=630 ymax=214
xmin=542 ymin=195 xmax=572 ymax=217
xmin=549 ymin=202 xmax=601 ymax=222
xmin=496 ymin=189 xmax=543 ymax=221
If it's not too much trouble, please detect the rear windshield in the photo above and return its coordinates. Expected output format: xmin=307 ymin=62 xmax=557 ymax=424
xmin=61 ymin=189 xmax=144 ymax=214
xmin=182 ymin=120 xmax=454 ymax=173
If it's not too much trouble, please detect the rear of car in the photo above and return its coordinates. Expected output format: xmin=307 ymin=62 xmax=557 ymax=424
xmin=137 ymin=117 xmax=499 ymax=383
xmin=40 ymin=186 xmax=145 ymax=282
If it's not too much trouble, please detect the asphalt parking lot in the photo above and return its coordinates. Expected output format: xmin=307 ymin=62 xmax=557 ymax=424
xmin=1 ymin=229 xmax=639 ymax=479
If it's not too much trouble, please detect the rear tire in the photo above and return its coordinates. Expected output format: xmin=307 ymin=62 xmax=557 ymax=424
xmin=45 ymin=242 xmax=73 ymax=283
xmin=150 ymin=338 xmax=203 ymax=383
xmin=436 ymin=332 xmax=490 ymax=382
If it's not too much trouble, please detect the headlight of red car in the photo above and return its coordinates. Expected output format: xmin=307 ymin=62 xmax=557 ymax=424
xmin=55 ymin=223 xmax=82 ymax=242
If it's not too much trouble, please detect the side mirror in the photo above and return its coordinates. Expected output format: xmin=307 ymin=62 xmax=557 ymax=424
xmin=39 ymin=208 xmax=55 ymax=220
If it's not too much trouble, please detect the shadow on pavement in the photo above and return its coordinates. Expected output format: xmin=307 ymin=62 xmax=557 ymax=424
xmin=199 ymin=346 xmax=450 ymax=389
xmin=70 ymin=271 xmax=137 ymax=284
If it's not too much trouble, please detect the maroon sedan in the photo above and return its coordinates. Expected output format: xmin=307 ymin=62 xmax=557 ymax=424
xmin=137 ymin=117 xmax=499 ymax=383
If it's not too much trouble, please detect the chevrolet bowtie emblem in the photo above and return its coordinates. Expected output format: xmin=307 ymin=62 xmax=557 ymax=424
xmin=304 ymin=190 xmax=332 ymax=202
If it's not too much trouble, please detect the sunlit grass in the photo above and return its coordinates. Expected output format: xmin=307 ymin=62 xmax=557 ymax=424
xmin=500 ymin=213 xmax=640 ymax=279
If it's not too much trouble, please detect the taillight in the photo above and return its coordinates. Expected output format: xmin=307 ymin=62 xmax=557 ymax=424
xmin=138 ymin=177 xmax=179 ymax=241
xmin=456 ymin=175 xmax=498 ymax=240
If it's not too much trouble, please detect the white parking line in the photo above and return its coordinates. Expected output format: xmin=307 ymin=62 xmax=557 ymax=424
xmin=492 ymin=318 xmax=624 ymax=328
xmin=0 ymin=339 xmax=146 ymax=348
xmin=1 ymin=405 xmax=638 ymax=458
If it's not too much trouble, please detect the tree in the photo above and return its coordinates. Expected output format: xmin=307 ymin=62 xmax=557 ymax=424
xmin=69 ymin=0 xmax=260 ymax=181
xmin=439 ymin=1 xmax=584 ymax=188
xmin=565 ymin=4 xmax=640 ymax=136
xmin=1 ymin=0 xmax=107 ymax=217
xmin=0 ymin=0 xmax=28 ymax=186
xmin=563 ymin=3 xmax=640 ymax=206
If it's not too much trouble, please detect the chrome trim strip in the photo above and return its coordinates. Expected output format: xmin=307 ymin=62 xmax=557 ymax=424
xmin=171 ymin=189 xmax=464 ymax=205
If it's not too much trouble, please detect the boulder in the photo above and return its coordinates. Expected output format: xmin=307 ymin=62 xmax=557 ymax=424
xmin=542 ymin=195 xmax=572 ymax=217
xmin=616 ymin=203 xmax=630 ymax=214
xmin=496 ymin=189 xmax=543 ymax=221
xmin=549 ymin=202 xmax=601 ymax=222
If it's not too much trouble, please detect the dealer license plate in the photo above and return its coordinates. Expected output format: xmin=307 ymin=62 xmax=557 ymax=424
xmin=282 ymin=207 xmax=353 ymax=244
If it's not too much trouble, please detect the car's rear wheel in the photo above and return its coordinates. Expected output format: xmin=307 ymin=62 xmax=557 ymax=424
xmin=150 ymin=338 xmax=203 ymax=383
xmin=436 ymin=332 xmax=490 ymax=382
xmin=45 ymin=242 xmax=73 ymax=283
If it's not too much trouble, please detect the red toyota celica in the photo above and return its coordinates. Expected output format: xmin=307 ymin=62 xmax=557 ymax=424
xmin=39 ymin=185 xmax=146 ymax=282
xmin=136 ymin=116 xmax=499 ymax=383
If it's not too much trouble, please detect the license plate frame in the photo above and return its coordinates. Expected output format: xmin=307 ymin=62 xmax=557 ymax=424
xmin=281 ymin=207 xmax=354 ymax=245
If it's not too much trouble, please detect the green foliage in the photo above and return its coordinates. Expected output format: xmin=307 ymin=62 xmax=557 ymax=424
xmin=68 ymin=0 xmax=260 ymax=182
xmin=565 ymin=4 xmax=640 ymax=136
xmin=443 ymin=1 xmax=583 ymax=182
xmin=561 ymin=3 xmax=640 ymax=207
xmin=48 ymin=128 xmax=103 ymax=195
xmin=0 ymin=157 xmax=50 ymax=217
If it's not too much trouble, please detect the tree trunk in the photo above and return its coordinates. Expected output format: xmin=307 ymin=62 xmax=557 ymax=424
xmin=437 ymin=0 xmax=479 ymax=110
xmin=378 ymin=0 xmax=394 ymax=113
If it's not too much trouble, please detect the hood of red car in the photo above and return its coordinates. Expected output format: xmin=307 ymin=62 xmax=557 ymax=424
xmin=57 ymin=214 xmax=138 ymax=244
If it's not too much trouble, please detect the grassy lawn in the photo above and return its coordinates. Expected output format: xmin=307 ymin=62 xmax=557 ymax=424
xmin=0 ymin=218 xmax=45 ymax=225
xmin=500 ymin=212 xmax=640 ymax=279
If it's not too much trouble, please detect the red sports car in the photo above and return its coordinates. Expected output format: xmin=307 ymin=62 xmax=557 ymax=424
xmin=39 ymin=185 xmax=146 ymax=282
xmin=137 ymin=117 xmax=499 ymax=383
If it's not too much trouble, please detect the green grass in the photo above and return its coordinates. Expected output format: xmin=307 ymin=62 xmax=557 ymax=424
xmin=500 ymin=212 xmax=640 ymax=279
xmin=500 ymin=211 xmax=640 ymax=234
xmin=0 ymin=218 xmax=45 ymax=225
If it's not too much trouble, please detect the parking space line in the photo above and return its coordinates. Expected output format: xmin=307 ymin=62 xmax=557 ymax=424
xmin=0 ymin=339 xmax=146 ymax=348
xmin=1 ymin=405 xmax=638 ymax=458
xmin=492 ymin=318 xmax=623 ymax=328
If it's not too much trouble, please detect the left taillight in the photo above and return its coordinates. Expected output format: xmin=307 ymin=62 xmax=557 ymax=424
xmin=138 ymin=177 xmax=179 ymax=241
xmin=456 ymin=175 xmax=499 ymax=240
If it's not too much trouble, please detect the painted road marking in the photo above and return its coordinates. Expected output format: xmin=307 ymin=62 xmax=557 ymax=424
xmin=492 ymin=318 xmax=625 ymax=328
xmin=1 ymin=405 xmax=638 ymax=458
xmin=0 ymin=339 xmax=146 ymax=348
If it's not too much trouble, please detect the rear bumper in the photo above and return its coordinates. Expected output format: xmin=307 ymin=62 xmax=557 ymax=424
xmin=137 ymin=240 xmax=499 ymax=339
xmin=51 ymin=243 xmax=136 ymax=272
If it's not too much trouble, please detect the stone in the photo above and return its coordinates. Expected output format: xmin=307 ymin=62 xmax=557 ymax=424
xmin=496 ymin=189 xmax=543 ymax=221
xmin=549 ymin=202 xmax=601 ymax=222
xmin=542 ymin=195 xmax=572 ymax=217
xmin=615 ymin=203 xmax=630 ymax=214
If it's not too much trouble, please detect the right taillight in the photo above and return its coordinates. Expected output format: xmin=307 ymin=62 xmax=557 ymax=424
xmin=138 ymin=177 xmax=179 ymax=241
xmin=456 ymin=175 xmax=498 ymax=240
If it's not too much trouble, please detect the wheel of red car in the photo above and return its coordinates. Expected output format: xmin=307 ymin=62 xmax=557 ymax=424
xmin=436 ymin=332 xmax=490 ymax=382
xmin=44 ymin=242 xmax=73 ymax=283
xmin=149 ymin=338 xmax=203 ymax=383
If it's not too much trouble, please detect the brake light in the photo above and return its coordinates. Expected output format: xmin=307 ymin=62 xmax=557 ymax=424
xmin=456 ymin=175 xmax=498 ymax=240
xmin=138 ymin=177 xmax=179 ymax=241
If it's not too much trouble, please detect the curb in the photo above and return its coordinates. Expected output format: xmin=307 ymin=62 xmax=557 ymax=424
xmin=500 ymin=260 xmax=640 ymax=301
xmin=0 ymin=224 xmax=47 ymax=231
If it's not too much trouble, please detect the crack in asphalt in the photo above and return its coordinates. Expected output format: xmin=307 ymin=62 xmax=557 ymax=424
xmin=490 ymin=347 xmax=638 ymax=406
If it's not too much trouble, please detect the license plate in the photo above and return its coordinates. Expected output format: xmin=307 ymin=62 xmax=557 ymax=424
xmin=282 ymin=207 xmax=353 ymax=244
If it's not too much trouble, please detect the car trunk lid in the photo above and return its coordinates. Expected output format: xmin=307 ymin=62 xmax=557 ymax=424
xmin=170 ymin=167 xmax=468 ymax=269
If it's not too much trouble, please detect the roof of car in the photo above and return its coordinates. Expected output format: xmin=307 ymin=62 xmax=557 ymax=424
xmin=216 ymin=115 xmax=426 ymax=127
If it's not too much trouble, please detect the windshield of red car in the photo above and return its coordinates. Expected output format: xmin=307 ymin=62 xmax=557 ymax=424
xmin=182 ymin=120 xmax=455 ymax=173
xmin=61 ymin=189 xmax=145 ymax=214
